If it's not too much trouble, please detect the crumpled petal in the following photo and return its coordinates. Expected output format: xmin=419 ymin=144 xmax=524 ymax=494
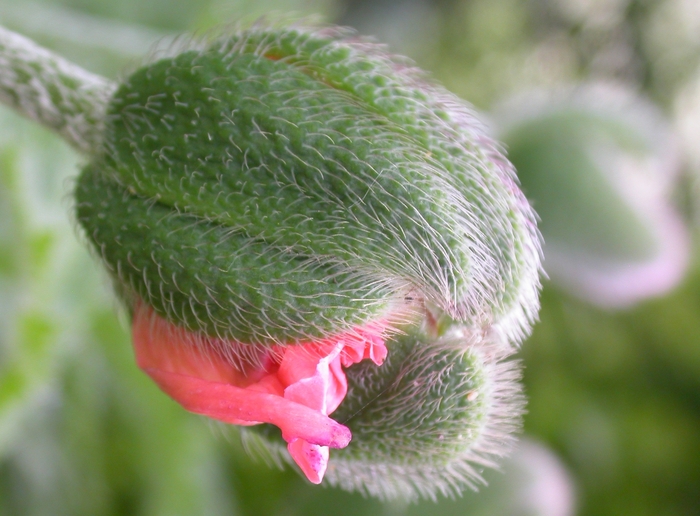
xmin=131 ymin=301 xmax=389 ymax=483
xmin=287 ymin=438 xmax=329 ymax=484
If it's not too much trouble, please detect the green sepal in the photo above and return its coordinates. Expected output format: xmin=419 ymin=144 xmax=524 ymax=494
xmin=81 ymin=25 xmax=541 ymax=344
xmin=75 ymin=164 xmax=394 ymax=344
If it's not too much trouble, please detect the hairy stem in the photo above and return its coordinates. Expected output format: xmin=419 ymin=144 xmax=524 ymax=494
xmin=0 ymin=25 xmax=116 ymax=154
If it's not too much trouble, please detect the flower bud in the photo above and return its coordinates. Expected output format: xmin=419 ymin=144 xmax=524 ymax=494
xmin=75 ymin=24 xmax=540 ymax=497
xmin=496 ymin=84 xmax=688 ymax=307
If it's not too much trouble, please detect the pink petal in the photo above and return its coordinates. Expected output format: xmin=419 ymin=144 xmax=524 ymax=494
xmin=131 ymin=302 xmax=275 ymax=387
xmin=130 ymin=301 xmax=391 ymax=484
xmin=276 ymin=341 xmax=340 ymax=389
xmin=142 ymin=366 xmax=351 ymax=448
xmin=287 ymin=439 xmax=329 ymax=484
xmin=132 ymin=303 xmax=351 ymax=447
xmin=339 ymin=325 xmax=389 ymax=367
xmin=282 ymin=343 xmax=345 ymax=414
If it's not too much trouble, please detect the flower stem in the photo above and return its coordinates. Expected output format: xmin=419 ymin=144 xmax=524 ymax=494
xmin=0 ymin=25 xmax=116 ymax=154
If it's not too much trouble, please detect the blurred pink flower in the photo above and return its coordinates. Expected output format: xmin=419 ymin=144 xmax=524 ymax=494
xmin=131 ymin=301 xmax=388 ymax=483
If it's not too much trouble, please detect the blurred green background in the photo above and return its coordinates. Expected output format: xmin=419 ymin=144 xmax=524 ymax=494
xmin=1 ymin=0 xmax=699 ymax=515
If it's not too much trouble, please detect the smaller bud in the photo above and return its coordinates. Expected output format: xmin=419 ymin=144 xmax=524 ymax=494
xmin=496 ymin=83 xmax=689 ymax=307
xmin=322 ymin=324 xmax=524 ymax=500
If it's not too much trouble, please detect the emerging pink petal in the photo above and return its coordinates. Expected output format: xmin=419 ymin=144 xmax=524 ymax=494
xmin=287 ymin=438 xmax=329 ymax=484
xmin=131 ymin=301 xmax=389 ymax=483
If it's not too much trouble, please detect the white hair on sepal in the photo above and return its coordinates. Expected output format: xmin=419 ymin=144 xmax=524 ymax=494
xmin=338 ymin=330 xmax=522 ymax=500
xmin=317 ymin=31 xmax=538 ymax=334
xmin=130 ymin=258 xmax=420 ymax=372
xmin=122 ymin=15 xmax=336 ymax=79
xmin=91 ymin=20 xmax=542 ymax=349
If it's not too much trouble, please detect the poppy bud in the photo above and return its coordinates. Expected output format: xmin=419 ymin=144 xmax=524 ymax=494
xmin=74 ymin=24 xmax=541 ymax=498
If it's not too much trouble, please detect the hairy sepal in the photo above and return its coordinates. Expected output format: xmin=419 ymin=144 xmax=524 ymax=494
xmin=81 ymin=24 xmax=541 ymax=346
xmin=75 ymin=164 xmax=400 ymax=345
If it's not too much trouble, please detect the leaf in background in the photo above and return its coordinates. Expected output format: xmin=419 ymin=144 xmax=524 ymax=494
xmin=0 ymin=108 xmax=86 ymax=456
xmin=0 ymin=106 xmax=240 ymax=516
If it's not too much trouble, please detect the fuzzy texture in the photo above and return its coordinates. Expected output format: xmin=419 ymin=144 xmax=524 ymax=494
xmin=67 ymin=23 xmax=541 ymax=499
xmin=0 ymin=26 xmax=115 ymax=153
xmin=76 ymin=25 xmax=541 ymax=348
xmin=76 ymin=163 xmax=400 ymax=345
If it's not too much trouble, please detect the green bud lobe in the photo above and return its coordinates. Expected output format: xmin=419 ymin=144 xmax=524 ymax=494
xmin=77 ymin=26 xmax=541 ymax=345
xmin=246 ymin=325 xmax=522 ymax=500
xmin=76 ymin=164 xmax=393 ymax=343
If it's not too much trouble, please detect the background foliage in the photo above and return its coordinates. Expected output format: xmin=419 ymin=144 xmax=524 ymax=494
xmin=0 ymin=0 xmax=699 ymax=515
